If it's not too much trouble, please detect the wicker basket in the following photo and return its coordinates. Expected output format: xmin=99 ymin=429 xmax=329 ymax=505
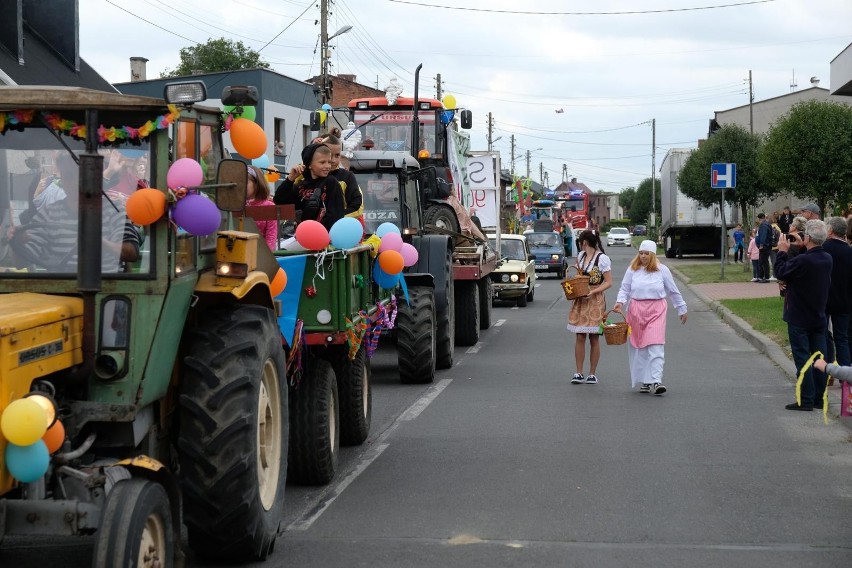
xmin=601 ymin=310 xmax=630 ymax=346
xmin=561 ymin=265 xmax=590 ymax=301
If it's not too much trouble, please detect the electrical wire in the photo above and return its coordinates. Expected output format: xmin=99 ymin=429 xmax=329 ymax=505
xmin=387 ymin=0 xmax=776 ymax=16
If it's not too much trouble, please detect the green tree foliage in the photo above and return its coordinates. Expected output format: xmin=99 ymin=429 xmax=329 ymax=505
xmin=161 ymin=38 xmax=270 ymax=78
xmin=678 ymin=124 xmax=766 ymax=226
xmin=619 ymin=186 xmax=636 ymax=218
xmin=630 ymin=178 xmax=661 ymax=226
xmin=759 ymin=100 xmax=852 ymax=212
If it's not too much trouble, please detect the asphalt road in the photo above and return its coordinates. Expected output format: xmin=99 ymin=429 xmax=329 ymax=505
xmin=2 ymin=245 xmax=851 ymax=567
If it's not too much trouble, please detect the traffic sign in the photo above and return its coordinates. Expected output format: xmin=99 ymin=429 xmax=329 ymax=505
xmin=710 ymin=163 xmax=736 ymax=189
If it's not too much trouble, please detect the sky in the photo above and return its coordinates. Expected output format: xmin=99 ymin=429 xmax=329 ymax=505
xmin=79 ymin=0 xmax=852 ymax=193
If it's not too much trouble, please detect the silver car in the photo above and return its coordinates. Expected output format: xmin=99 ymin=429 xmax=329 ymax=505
xmin=606 ymin=227 xmax=632 ymax=246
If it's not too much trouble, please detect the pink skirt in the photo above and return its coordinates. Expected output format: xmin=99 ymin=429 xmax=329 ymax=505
xmin=627 ymin=299 xmax=667 ymax=348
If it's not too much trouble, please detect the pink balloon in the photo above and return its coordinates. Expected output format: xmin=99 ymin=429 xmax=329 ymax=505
xmin=167 ymin=158 xmax=203 ymax=189
xmin=295 ymin=220 xmax=330 ymax=250
xmin=378 ymin=232 xmax=403 ymax=253
xmin=400 ymin=243 xmax=419 ymax=267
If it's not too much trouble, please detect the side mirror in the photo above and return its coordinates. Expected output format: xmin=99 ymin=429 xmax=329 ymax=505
xmin=216 ymin=159 xmax=248 ymax=212
xmin=460 ymin=110 xmax=473 ymax=129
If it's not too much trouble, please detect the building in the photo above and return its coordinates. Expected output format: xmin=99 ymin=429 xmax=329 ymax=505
xmin=0 ymin=0 xmax=114 ymax=91
xmin=304 ymin=74 xmax=384 ymax=108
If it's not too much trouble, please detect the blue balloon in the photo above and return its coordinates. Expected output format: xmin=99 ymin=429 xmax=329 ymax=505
xmin=376 ymin=222 xmax=401 ymax=238
xmin=373 ymin=263 xmax=400 ymax=289
xmin=440 ymin=110 xmax=455 ymax=125
xmin=321 ymin=103 xmax=333 ymax=111
xmin=252 ymin=154 xmax=270 ymax=170
xmin=5 ymin=440 xmax=49 ymax=483
xmin=329 ymin=217 xmax=363 ymax=249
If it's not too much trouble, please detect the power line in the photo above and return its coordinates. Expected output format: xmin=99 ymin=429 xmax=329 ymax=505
xmin=387 ymin=0 xmax=776 ymax=15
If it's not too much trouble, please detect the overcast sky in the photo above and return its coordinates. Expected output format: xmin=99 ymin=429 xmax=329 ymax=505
xmin=79 ymin=0 xmax=852 ymax=193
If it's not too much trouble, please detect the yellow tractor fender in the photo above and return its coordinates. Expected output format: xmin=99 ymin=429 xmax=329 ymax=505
xmin=194 ymin=270 xmax=275 ymax=310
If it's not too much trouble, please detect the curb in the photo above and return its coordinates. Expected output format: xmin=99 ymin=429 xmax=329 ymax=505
xmin=670 ymin=266 xmax=846 ymax=423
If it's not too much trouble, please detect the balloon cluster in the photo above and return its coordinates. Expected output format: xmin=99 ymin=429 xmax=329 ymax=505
xmin=373 ymin=223 xmax=418 ymax=289
xmin=1 ymin=395 xmax=64 ymax=483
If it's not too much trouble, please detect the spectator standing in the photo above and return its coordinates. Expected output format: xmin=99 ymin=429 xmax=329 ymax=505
xmin=777 ymin=206 xmax=794 ymax=234
xmin=755 ymin=213 xmax=772 ymax=282
xmin=612 ymin=240 xmax=687 ymax=395
xmin=799 ymin=202 xmax=821 ymax=221
xmin=821 ymin=217 xmax=852 ymax=367
xmin=774 ymin=220 xmax=832 ymax=411
xmin=769 ymin=216 xmax=782 ymax=280
xmin=732 ymin=223 xmax=745 ymax=263
xmin=747 ymin=228 xmax=760 ymax=282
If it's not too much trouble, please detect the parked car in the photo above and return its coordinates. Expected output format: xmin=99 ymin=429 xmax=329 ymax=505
xmin=607 ymin=227 xmax=632 ymax=246
xmin=633 ymin=224 xmax=647 ymax=236
xmin=526 ymin=231 xmax=569 ymax=278
xmin=487 ymin=234 xmax=536 ymax=307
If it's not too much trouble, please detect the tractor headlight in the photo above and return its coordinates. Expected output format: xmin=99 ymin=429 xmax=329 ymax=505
xmin=216 ymin=261 xmax=248 ymax=278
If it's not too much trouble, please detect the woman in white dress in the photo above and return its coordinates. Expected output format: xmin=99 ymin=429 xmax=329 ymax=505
xmin=612 ymin=240 xmax=687 ymax=395
xmin=567 ymin=230 xmax=612 ymax=384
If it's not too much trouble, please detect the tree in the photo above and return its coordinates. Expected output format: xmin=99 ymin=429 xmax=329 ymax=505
xmin=619 ymin=186 xmax=636 ymax=219
xmin=759 ymin=100 xmax=852 ymax=213
xmin=630 ymin=178 xmax=661 ymax=227
xmin=161 ymin=38 xmax=270 ymax=78
xmin=678 ymin=124 xmax=767 ymax=227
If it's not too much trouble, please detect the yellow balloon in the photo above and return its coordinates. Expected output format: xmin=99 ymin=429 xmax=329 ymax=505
xmin=442 ymin=94 xmax=457 ymax=109
xmin=1 ymin=399 xmax=48 ymax=446
xmin=319 ymin=110 xmax=327 ymax=125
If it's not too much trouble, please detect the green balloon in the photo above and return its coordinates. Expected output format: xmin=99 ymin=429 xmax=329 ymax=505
xmin=223 ymin=105 xmax=257 ymax=122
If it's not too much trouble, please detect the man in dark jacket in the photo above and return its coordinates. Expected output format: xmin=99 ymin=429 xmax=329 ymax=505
xmin=777 ymin=206 xmax=794 ymax=234
xmin=822 ymin=217 xmax=852 ymax=367
xmin=775 ymin=219 xmax=833 ymax=411
xmin=756 ymin=213 xmax=772 ymax=282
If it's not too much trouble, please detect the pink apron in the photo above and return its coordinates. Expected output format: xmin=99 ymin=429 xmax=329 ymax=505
xmin=627 ymin=298 xmax=667 ymax=348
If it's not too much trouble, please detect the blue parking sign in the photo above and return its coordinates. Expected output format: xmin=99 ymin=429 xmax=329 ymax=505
xmin=710 ymin=163 xmax=736 ymax=189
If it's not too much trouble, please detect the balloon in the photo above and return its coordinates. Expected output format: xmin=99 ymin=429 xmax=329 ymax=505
xmin=270 ymin=268 xmax=287 ymax=297
xmin=373 ymin=264 xmax=400 ymax=289
xmin=440 ymin=110 xmax=455 ymax=125
xmin=252 ymin=154 xmax=270 ymax=170
xmin=230 ymin=118 xmax=267 ymax=159
xmin=295 ymin=220 xmax=330 ymax=250
xmin=4 ymin=441 xmax=49 ymax=483
xmin=126 ymin=188 xmax=166 ymax=226
xmin=265 ymin=171 xmax=280 ymax=183
xmin=321 ymin=103 xmax=332 ymax=111
xmin=442 ymin=94 xmax=457 ymax=109
xmin=167 ymin=157 xmax=204 ymax=189
xmin=319 ymin=110 xmax=327 ymax=125
xmin=172 ymin=194 xmax=221 ymax=236
xmin=1 ymin=399 xmax=48 ymax=446
xmin=224 ymin=104 xmax=256 ymax=122
xmin=376 ymin=222 xmax=401 ymax=238
xmin=378 ymin=232 xmax=403 ymax=253
xmin=378 ymin=250 xmax=404 ymax=274
xmin=42 ymin=420 xmax=65 ymax=454
xmin=329 ymin=217 xmax=364 ymax=249
xmin=400 ymin=243 xmax=419 ymax=267
xmin=24 ymin=394 xmax=56 ymax=428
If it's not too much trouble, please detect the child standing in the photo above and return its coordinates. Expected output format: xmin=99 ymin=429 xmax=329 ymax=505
xmin=274 ymin=143 xmax=345 ymax=230
xmin=246 ymin=165 xmax=277 ymax=251
xmin=747 ymin=228 xmax=760 ymax=282
xmin=732 ymin=223 xmax=745 ymax=263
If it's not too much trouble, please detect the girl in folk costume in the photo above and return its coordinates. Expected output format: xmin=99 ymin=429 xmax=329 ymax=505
xmin=567 ymin=230 xmax=613 ymax=385
xmin=612 ymin=240 xmax=687 ymax=395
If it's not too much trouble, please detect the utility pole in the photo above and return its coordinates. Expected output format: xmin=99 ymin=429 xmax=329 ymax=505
xmin=487 ymin=112 xmax=494 ymax=151
xmin=562 ymin=163 xmax=568 ymax=183
xmin=650 ymin=118 xmax=656 ymax=232
xmin=748 ymin=70 xmax=754 ymax=135
xmin=510 ymin=135 xmax=516 ymax=176
xmin=539 ymin=162 xmax=544 ymax=186
xmin=319 ymin=0 xmax=329 ymax=104
xmin=526 ymin=150 xmax=531 ymax=179
xmin=435 ymin=73 xmax=442 ymax=100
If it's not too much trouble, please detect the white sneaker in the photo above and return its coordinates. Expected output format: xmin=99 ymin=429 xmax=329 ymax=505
xmin=751 ymin=278 xmax=759 ymax=282
xmin=769 ymin=277 xmax=777 ymax=281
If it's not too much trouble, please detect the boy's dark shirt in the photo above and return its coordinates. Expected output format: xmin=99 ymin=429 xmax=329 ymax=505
xmin=274 ymin=173 xmax=344 ymax=230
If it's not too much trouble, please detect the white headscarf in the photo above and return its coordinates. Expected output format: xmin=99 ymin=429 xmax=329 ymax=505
xmin=639 ymin=240 xmax=656 ymax=253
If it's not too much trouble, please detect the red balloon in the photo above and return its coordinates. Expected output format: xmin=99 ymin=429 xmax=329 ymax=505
xmin=230 ymin=118 xmax=267 ymax=159
xmin=294 ymin=220 xmax=330 ymax=250
xmin=378 ymin=250 xmax=404 ymax=274
xmin=125 ymin=188 xmax=166 ymax=225
xmin=270 ymin=268 xmax=287 ymax=297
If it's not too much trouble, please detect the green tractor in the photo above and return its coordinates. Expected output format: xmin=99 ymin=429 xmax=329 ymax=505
xmin=0 ymin=83 xmax=288 ymax=565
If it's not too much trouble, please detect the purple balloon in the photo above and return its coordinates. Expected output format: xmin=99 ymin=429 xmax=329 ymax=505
xmin=167 ymin=158 xmax=204 ymax=189
xmin=172 ymin=194 xmax=221 ymax=236
xmin=400 ymin=243 xmax=419 ymax=267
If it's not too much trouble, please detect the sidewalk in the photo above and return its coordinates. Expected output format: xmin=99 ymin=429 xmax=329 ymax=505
xmin=672 ymin=268 xmax=848 ymax=424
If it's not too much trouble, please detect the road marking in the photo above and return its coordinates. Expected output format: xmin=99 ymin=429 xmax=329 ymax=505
xmin=287 ymin=378 xmax=453 ymax=531
xmin=494 ymin=319 xmax=506 ymax=327
xmin=466 ymin=342 xmax=484 ymax=354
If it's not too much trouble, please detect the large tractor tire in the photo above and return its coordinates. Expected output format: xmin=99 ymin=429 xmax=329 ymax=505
xmin=454 ymin=280 xmax=480 ymax=346
xmin=435 ymin=246 xmax=455 ymax=369
xmin=92 ymin=478 xmax=174 ymax=568
xmin=331 ymin=345 xmax=372 ymax=446
xmin=288 ymin=356 xmax=340 ymax=485
xmin=397 ymin=286 xmax=437 ymax=384
xmin=478 ymin=278 xmax=492 ymax=330
xmin=423 ymin=203 xmax=460 ymax=233
xmin=179 ymin=305 xmax=287 ymax=562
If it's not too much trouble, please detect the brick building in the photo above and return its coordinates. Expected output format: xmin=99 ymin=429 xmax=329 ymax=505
xmin=304 ymin=74 xmax=384 ymax=108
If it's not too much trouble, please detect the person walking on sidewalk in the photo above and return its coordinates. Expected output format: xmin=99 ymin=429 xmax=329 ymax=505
xmin=732 ymin=223 xmax=745 ymax=263
xmin=612 ymin=240 xmax=687 ymax=396
xmin=774 ymin=219 xmax=832 ymax=411
xmin=567 ymin=230 xmax=613 ymax=385
xmin=747 ymin=228 xmax=760 ymax=282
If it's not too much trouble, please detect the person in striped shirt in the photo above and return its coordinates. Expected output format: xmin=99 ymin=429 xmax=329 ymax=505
xmin=612 ymin=240 xmax=688 ymax=396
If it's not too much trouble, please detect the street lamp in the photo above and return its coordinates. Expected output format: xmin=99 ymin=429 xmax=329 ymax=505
xmin=320 ymin=25 xmax=353 ymax=104
xmin=488 ymin=135 xmax=502 ymax=151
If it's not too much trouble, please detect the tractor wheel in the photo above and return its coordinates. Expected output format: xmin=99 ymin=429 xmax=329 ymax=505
xmin=423 ymin=204 xmax=460 ymax=233
xmin=92 ymin=478 xmax=174 ymax=568
xmin=178 ymin=305 xmax=287 ymax=562
xmin=288 ymin=356 xmax=340 ymax=485
xmin=478 ymin=278 xmax=492 ymax=330
xmin=454 ymin=280 xmax=480 ymax=346
xmin=332 ymin=345 xmax=372 ymax=446
xmin=435 ymin=245 xmax=455 ymax=369
xmin=397 ymin=286 xmax=437 ymax=384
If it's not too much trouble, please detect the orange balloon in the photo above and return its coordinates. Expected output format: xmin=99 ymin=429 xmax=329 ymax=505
xmin=230 ymin=118 xmax=267 ymax=159
xmin=270 ymin=267 xmax=287 ymax=297
xmin=378 ymin=250 xmax=404 ymax=274
xmin=126 ymin=188 xmax=166 ymax=225
xmin=265 ymin=171 xmax=280 ymax=183
xmin=42 ymin=419 xmax=65 ymax=454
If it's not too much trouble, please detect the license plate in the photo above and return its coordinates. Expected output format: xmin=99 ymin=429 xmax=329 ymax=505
xmin=535 ymin=264 xmax=546 ymax=269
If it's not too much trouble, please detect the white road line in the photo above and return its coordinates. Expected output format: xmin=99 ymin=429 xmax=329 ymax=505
xmin=494 ymin=319 xmax=506 ymax=327
xmin=287 ymin=378 xmax=453 ymax=531
xmin=466 ymin=342 xmax=484 ymax=354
